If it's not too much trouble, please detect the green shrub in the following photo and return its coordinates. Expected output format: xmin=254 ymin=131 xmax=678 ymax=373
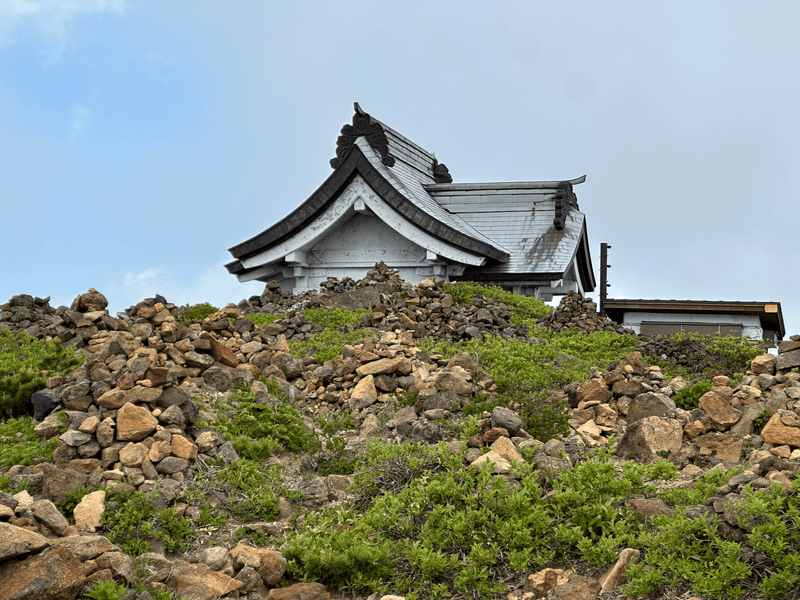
xmin=81 ymin=579 xmax=128 ymax=600
xmin=0 ymin=416 xmax=60 ymax=471
xmin=420 ymin=329 xmax=636 ymax=441
xmin=673 ymin=379 xmax=713 ymax=411
xmin=212 ymin=459 xmax=284 ymax=521
xmin=288 ymin=307 xmax=372 ymax=363
xmin=207 ymin=388 xmax=318 ymax=460
xmin=283 ymin=439 xmax=682 ymax=599
xmin=0 ymin=330 xmax=84 ymax=415
xmin=178 ymin=303 xmax=219 ymax=324
xmin=101 ymin=488 xmax=157 ymax=556
xmin=753 ymin=410 xmax=773 ymax=435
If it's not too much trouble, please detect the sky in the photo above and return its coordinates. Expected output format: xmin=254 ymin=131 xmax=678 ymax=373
xmin=1 ymin=1 xmax=799 ymax=337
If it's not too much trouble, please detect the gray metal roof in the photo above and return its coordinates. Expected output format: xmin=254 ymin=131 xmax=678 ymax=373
xmin=427 ymin=182 xmax=588 ymax=276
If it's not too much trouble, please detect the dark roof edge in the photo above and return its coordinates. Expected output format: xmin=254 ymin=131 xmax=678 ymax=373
xmin=425 ymin=175 xmax=586 ymax=192
xmin=453 ymin=271 xmax=568 ymax=283
xmin=227 ymin=144 xmax=509 ymax=263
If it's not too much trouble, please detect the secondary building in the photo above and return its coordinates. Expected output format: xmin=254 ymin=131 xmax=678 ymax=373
xmin=226 ymin=103 xmax=595 ymax=300
xmin=601 ymin=298 xmax=785 ymax=346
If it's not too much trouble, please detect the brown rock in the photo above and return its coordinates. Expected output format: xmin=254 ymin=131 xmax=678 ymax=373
xmin=615 ymin=416 xmax=683 ymax=461
xmin=96 ymin=551 xmax=133 ymax=583
xmin=548 ymin=573 xmax=601 ymax=600
xmin=0 ymin=546 xmax=84 ymax=600
xmin=446 ymin=352 xmax=480 ymax=375
xmin=355 ymin=356 xmax=403 ymax=377
xmin=0 ymin=523 xmax=49 ymax=561
xmin=435 ymin=370 xmax=474 ymax=395
xmin=205 ymin=334 xmax=240 ymax=368
xmin=116 ymin=403 xmax=158 ymax=441
xmin=699 ymin=391 xmax=741 ymax=428
xmin=761 ymin=413 xmax=800 ymax=446
xmin=470 ymin=450 xmax=511 ymax=474
xmin=165 ymin=560 xmax=243 ymax=597
xmin=627 ymin=498 xmax=674 ymax=521
xmin=577 ymin=379 xmax=609 ymax=403
xmin=349 ymin=375 xmax=377 ymax=410
xmin=49 ymin=535 xmax=113 ymax=561
xmin=268 ymin=582 xmax=330 ymax=600
xmin=120 ymin=442 xmax=149 ymax=467
xmin=31 ymin=500 xmax=70 ymax=536
xmin=148 ymin=440 xmax=172 ymax=463
xmin=73 ymin=491 xmax=106 ymax=533
xmin=523 ymin=568 xmax=570 ymax=596
xmin=40 ymin=463 xmax=88 ymax=505
xmin=489 ymin=436 xmax=523 ymax=464
xmin=66 ymin=458 xmax=102 ymax=474
xmin=171 ymin=435 xmax=198 ymax=460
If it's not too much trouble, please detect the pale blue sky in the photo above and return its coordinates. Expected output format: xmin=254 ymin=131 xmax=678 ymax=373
xmin=2 ymin=1 xmax=799 ymax=337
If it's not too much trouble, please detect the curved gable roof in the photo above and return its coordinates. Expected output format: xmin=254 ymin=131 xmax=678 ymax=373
xmin=227 ymin=115 xmax=510 ymax=274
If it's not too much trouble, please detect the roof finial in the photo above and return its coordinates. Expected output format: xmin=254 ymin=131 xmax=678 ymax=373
xmin=330 ymin=104 xmax=395 ymax=169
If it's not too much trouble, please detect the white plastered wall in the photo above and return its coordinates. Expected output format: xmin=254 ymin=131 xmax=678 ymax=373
xmin=622 ymin=311 xmax=762 ymax=339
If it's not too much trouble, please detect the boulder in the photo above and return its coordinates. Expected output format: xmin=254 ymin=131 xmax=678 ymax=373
xmin=699 ymin=391 xmax=741 ymax=428
xmin=349 ymin=375 xmax=377 ymax=410
xmin=626 ymin=392 xmax=675 ymax=424
xmin=0 ymin=546 xmax=84 ymax=600
xmin=165 ymin=560 xmax=243 ymax=597
xmin=760 ymin=413 xmax=800 ymax=446
xmin=490 ymin=406 xmax=523 ymax=437
xmin=615 ymin=416 xmax=683 ymax=462
xmin=116 ymin=403 xmax=158 ymax=441
xmin=268 ymin=582 xmax=330 ymax=600
xmin=31 ymin=500 xmax=70 ymax=536
xmin=0 ymin=523 xmax=49 ymax=562
xmin=73 ymin=491 xmax=106 ymax=533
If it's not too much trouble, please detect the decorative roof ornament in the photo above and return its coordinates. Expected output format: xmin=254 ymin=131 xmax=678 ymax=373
xmin=432 ymin=158 xmax=453 ymax=183
xmin=553 ymin=181 xmax=580 ymax=230
xmin=330 ymin=102 xmax=396 ymax=169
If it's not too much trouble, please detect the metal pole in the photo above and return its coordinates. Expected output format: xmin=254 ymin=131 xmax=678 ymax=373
xmin=600 ymin=243 xmax=610 ymax=316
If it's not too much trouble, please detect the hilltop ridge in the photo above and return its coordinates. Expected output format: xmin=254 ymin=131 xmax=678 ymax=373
xmin=1 ymin=263 xmax=800 ymax=600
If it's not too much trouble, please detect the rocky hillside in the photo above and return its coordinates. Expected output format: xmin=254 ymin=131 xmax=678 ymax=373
xmin=1 ymin=263 xmax=800 ymax=600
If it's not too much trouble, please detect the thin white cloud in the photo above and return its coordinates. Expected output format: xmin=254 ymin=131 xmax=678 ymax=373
xmin=69 ymin=102 xmax=92 ymax=138
xmin=0 ymin=0 xmax=128 ymax=63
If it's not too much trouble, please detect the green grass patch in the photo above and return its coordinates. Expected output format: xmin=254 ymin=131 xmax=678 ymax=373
xmin=177 ymin=303 xmax=219 ymax=324
xmin=0 ymin=416 xmax=60 ymax=471
xmin=240 ymin=312 xmax=283 ymax=327
xmin=288 ymin=307 xmax=372 ymax=363
xmin=442 ymin=281 xmax=551 ymax=326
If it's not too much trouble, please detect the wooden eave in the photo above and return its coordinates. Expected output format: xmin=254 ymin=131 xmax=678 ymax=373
xmin=226 ymin=144 xmax=509 ymax=274
xmin=602 ymin=299 xmax=785 ymax=337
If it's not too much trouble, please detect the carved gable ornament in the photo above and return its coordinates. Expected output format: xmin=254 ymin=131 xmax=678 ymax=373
xmin=330 ymin=102 xmax=396 ymax=169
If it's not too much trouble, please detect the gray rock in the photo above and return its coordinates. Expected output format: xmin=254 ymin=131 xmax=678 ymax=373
xmin=31 ymin=388 xmax=59 ymax=421
xmin=626 ymin=392 xmax=675 ymax=424
xmin=491 ymin=406 xmax=523 ymax=437
xmin=202 ymin=366 xmax=234 ymax=392
xmin=216 ymin=440 xmax=239 ymax=464
xmin=154 ymin=457 xmax=189 ymax=474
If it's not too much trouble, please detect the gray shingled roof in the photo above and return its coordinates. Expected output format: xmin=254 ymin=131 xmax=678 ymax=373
xmin=427 ymin=182 xmax=588 ymax=276
xmin=365 ymin=121 xmax=509 ymax=255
